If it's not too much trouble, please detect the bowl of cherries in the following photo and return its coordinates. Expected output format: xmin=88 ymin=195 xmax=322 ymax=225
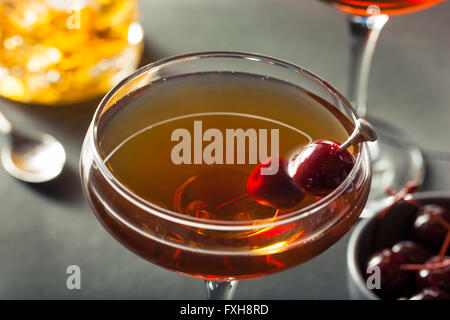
xmin=347 ymin=182 xmax=450 ymax=300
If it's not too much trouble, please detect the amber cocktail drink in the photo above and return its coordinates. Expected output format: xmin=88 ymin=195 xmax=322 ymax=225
xmin=80 ymin=52 xmax=372 ymax=298
xmin=0 ymin=0 xmax=143 ymax=104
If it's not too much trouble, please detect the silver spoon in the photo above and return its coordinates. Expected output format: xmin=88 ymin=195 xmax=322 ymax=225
xmin=337 ymin=118 xmax=377 ymax=154
xmin=0 ymin=111 xmax=66 ymax=183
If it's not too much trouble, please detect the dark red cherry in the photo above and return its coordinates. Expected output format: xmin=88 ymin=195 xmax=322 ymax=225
xmin=391 ymin=241 xmax=433 ymax=264
xmin=416 ymin=256 xmax=450 ymax=292
xmin=409 ymin=287 xmax=450 ymax=300
xmin=289 ymin=139 xmax=355 ymax=197
xmin=411 ymin=205 xmax=450 ymax=250
xmin=365 ymin=248 xmax=411 ymax=299
xmin=247 ymin=158 xmax=304 ymax=209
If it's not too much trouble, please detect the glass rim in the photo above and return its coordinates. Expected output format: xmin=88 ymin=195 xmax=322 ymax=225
xmin=88 ymin=51 xmax=369 ymax=231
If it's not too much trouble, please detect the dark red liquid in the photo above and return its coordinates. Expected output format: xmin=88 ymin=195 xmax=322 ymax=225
xmin=321 ymin=0 xmax=443 ymax=16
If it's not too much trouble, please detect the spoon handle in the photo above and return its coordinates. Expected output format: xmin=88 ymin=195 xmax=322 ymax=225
xmin=0 ymin=111 xmax=12 ymax=134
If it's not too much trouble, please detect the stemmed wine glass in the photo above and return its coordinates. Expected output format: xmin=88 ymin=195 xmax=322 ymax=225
xmin=318 ymin=0 xmax=445 ymax=215
xmin=80 ymin=52 xmax=372 ymax=299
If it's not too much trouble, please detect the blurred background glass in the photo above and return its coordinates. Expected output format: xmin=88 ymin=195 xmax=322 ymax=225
xmin=0 ymin=0 xmax=143 ymax=105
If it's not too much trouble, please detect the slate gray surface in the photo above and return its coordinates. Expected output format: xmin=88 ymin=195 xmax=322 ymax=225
xmin=0 ymin=0 xmax=449 ymax=299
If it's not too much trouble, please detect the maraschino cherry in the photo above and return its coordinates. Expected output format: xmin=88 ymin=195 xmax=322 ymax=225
xmin=416 ymin=256 xmax=450 ymax=292
xmin=365 ymin=184 xmax=450 ymax=300
xmin=288 ymin=139 xmax=355 ymax=196
xmin=288 ymin=118 xmax=377 ymax=196
xmin=411 ymin=205 xmax=450 ymax=249
xmin=247 ymin=158 xmax=305 ymax=209
xmin=392 ymin=241 xmax=433 ymax=264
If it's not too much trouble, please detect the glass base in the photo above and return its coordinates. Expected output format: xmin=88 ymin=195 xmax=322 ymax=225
xmin=361 ymin=116 xmax=425 ymax=218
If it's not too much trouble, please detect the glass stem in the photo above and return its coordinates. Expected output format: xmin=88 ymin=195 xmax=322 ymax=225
xmin=205 ymin=280 xmax=238 ymax=300
xmin=347 ymin=14 xmax=388 ymax=117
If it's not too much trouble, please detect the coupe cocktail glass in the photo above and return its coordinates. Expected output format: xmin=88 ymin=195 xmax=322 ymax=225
xmin=80 ymin=52 xmax=372 ymax=299
xmin=318 ymin=0 xmax=445 ymax=214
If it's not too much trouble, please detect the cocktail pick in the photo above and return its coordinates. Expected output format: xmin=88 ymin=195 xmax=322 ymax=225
xmin=337 ymin=118 xmax=377 ymax=154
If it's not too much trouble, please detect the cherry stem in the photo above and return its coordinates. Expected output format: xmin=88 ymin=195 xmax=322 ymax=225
xmin=378 ymin=181 xmax=420 ymax=220
xmin=385 ymin=190 xmax=424 ymax=210
xmin=400 ymin=259 xmax=450 ymax=271
xmin=215 ymin=193 xmax=250 ymax=209
xmin=337 ymin=118 xmax=377 ymax=154
xmin=438 ymin=230 xmax=450 ymax=262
